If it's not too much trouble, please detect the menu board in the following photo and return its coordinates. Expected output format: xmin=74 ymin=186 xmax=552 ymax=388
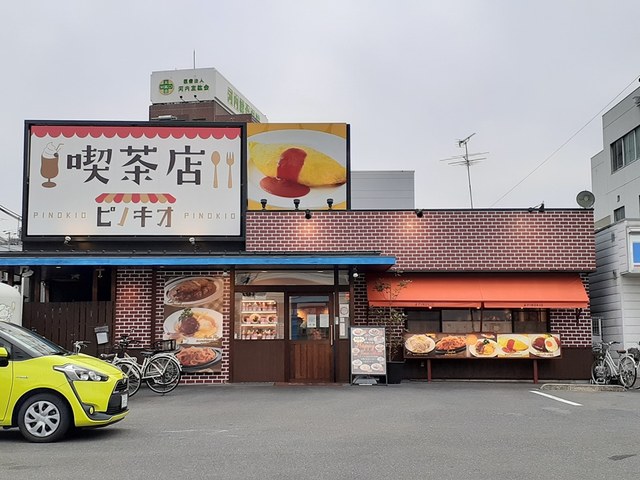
xmin=404 ymin=333 xmax=562 ymax=359
xmin=350 ymin=327 xmax=387 ymax=375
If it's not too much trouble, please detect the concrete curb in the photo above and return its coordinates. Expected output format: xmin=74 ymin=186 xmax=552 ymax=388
xmin=540 ymin=383 xmax=626 ymax=392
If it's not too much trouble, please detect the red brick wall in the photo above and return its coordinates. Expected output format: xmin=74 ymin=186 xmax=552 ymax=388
xmin=246 ymin=209 xmax=595 ymax=271
xmin=113 ymin=209 xmax=595 ymax=383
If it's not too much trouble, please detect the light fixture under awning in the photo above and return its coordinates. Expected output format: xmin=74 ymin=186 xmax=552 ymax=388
xmin=367 ymin=273 xmax=589 ymax=309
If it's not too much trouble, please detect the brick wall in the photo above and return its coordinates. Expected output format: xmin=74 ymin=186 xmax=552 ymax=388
xmin=246 ymin=209 xmax=595 ymax=271
xmin=113 ymin=209 xmax=595 ymax=383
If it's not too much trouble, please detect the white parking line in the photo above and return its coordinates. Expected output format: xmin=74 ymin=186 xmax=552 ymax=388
xmin=530 ymin=390 xmax=582 ymax=406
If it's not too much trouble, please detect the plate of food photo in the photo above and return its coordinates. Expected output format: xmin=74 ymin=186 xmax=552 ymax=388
xmin=405 ymin=334 xmax=436 ymax=354
xmin=163 ymin=307 xmax=222 ymax=345
xmin=497 ymin=334 xmax=531 ymax=357
xmin=469 ymin=338 xmax=499 ymax=358
xmin=164 ymin=277 xmax=223 ymax=307
xmin=247 ymin=129 xmax=347 ymax=210
xmin=434 ymin=335 xmax=467 ymax=354
xmin=175 ymin=346 xmax=223 ymax=373
xmin=529 ymin=334 xmax=561 ymax=358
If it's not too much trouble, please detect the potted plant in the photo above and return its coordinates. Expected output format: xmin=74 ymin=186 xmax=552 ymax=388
xmin=370 ymin=276 xmax=411 ymax=384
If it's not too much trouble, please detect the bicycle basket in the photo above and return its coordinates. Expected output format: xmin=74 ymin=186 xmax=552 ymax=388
xmin=592 ymin=343 xmax=603 ymax=358
xmin=153 ymin=339 xmax=176 ymax=352
xmin=628 ymin=347 xmax=640 ymax=362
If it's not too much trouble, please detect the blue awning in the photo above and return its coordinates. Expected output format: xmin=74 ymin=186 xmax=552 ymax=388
xmin=0 ymin=255 xmax=396 ymax=269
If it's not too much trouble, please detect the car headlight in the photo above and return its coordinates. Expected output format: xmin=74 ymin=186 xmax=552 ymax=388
xmin=54 ymin=364 xmax=108 ymax=382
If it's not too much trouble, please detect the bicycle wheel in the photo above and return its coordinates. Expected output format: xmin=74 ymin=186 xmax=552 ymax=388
xmin=591 ymin=359 xmax=611 ymax=385
xmin=115 ymin=360 xmax=142 ymax=396
xmin=618 ymin=356 xmax=637 ymax=388
xmin=144 ymin=356 xmax=181 ymax=394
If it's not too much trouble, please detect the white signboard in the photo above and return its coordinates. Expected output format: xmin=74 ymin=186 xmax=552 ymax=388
xmin=150 ymin=68 xmax=266 ymax=122
xmin=25 ymin=123 xmax=243 ymax=237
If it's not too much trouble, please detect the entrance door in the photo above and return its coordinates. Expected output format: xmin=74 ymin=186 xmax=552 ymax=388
xmin=288 ymin=294 xmax=333 ymax=382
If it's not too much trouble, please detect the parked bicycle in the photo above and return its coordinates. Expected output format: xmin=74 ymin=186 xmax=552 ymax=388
xmin=72 ymin=340 xmax=91 ymax=354
xmin=626 ymin=343 xmax=640 ymax=388
xmin=100 ymin=334 xmax=182 ymax=396
xmin=591 ymin=341 xmax=637 ymax=388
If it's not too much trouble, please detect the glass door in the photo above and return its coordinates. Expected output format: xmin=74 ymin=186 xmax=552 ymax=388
xmin=288 ymin=294 xmax=333 ymax=382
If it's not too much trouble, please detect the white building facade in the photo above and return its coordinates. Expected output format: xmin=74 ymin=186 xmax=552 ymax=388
xmin=590 ymin=85 xmax=640 ymax=349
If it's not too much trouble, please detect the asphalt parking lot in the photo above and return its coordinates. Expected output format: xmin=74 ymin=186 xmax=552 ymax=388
xmin=2 ymin=381 xmax=640 ymax=480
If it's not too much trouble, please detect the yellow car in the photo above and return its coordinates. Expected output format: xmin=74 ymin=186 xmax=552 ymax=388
xmin=0 ymin=321 xmax=129 ymax=442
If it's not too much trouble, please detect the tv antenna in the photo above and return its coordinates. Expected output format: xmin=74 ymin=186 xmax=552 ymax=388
xmin=439 ymin=133 xmax=488 ymax=208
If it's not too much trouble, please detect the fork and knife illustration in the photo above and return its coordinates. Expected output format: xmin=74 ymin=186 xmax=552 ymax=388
xmin=210 ymin=151 xmax=235 ymax=189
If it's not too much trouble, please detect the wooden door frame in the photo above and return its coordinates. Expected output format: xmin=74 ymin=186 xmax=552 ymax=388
xmin=286 ymin=292 xmax=335 ymax=383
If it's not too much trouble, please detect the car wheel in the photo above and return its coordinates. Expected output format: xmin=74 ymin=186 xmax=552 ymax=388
xmin=17 ymin=393 xmax=71 ymax=443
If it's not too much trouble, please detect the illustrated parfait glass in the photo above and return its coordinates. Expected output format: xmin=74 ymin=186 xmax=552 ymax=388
xmin=40 ymin=143 xmax=62 ymax=188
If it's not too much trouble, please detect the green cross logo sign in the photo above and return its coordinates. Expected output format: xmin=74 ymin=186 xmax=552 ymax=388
xmin=159 ymin=79 xmax=174 ymax=95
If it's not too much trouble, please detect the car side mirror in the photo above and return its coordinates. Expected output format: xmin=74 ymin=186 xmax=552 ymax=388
xmin=0 ymin=347 xmax=8 ymax=367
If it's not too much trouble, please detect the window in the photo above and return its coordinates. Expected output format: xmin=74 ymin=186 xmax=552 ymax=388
xmin=406 ymin=310 xmax=440 ymax=333
xmin=441 ymin=309 xmax=480 ymax=333
xmin=404 ymin=308 xmax=549 ymax=334
xmin=611 ymin=126 xmax=640 ymax=172
xmin=612 ymin=138 xmax=624 ymax=171
xmin=481 ymin=309 xmax=512 ymax=333
xmin=624 ymin=130 xmax=637 ymax=165
xmin=614 ymin=206 xmax=625 ymax=222
xmin=235 ymin=292 xmax=284 ymax=340
xmin=513 ymin=310 xmax=548 ymax=333
xmin=235 ymin=270 xmax=334 ymax=286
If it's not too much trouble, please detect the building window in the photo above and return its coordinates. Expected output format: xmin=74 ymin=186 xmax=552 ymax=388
xmin=441 ymin=309 xmax=479 ymax=333
xmin=235 ymin=292 xmax=284 ymax=340
xmin=481 ymin=309 xmax=513 ymax=334
xmin=614 ymin=206 xmax=625 ymax=222
xmin=513 ymin=310 xmax=548 ymax=333
xmin=406 ymin=310 xmax=440 ymax=333
xmin=624 ymin=130 xmax=637 ymax=165
xmin=611 ymin=126 xmax=640 ymax=172
xmin=405 ymin=308 xmax=549 ymax=334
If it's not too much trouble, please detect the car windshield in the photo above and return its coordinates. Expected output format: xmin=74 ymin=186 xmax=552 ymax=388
xmin=0 ymin=322 xmax=68 ymax=357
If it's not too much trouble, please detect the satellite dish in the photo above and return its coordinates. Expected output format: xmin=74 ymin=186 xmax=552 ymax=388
xmin=576 ymin=190 xmax=595 ymax=208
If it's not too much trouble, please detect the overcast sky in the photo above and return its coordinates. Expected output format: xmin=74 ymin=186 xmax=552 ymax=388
xmin=1 ymin=0 xmax=639 ymax=220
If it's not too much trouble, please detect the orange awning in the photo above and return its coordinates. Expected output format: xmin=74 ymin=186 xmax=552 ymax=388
xmin=367 ymin=273 xmax=589 ymax=309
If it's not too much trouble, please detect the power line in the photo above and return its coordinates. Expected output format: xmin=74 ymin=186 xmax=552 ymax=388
xmin=490 ymin=74 xmax=640 ymax=207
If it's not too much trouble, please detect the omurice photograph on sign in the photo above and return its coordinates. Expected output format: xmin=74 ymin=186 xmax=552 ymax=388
xmin=247 ymin=123 xmax=349 ymax=210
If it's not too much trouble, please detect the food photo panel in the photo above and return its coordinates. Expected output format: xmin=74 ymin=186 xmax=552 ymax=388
xmin=162 ymin=276 xmax=225 ymax=373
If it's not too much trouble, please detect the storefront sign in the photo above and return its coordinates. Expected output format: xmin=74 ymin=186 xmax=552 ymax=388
xmin=404 ymin=333 xmax=562 ymax=359
xmin=246 ymin=123 xmax=349 ymax=211
xmin=162 ymin=276 xmax=225 ymax=373
xmin=25 ymin=122 xmax=242 ymax=238
xmin=351 ymin=327 xmax=387 ymax=375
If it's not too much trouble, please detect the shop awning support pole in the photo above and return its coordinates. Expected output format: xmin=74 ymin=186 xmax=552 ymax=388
xmin=533 ymin=359 xmax=539 ymax=384
xmin=427 ymin=359 xmax=432 ymax=382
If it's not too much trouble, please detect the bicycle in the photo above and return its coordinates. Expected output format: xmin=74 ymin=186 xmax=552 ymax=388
xmin=591 ymin=341 xmax=637 ymax=388
xmin=72 ymin=340 xmax=91 ymax=354
xmin=626 ymin=343 xmax=640 ymax=389
xmin=101 ymin=334 xmax=182 ymax=396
